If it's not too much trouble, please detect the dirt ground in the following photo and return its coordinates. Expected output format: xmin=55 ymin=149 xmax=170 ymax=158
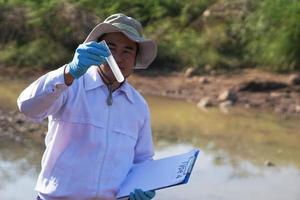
xmin=129 ymin=69 xmax=300 ymax=117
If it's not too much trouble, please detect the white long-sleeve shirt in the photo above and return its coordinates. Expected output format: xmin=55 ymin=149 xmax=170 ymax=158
xmin=17 ymin=66 xmax=154 ymax=200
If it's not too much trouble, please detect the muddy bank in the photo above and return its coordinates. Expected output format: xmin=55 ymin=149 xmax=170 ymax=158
xmin=130 ymin=69 xmax=300 ymax=117
xmin=0 ymin=109 xmax=47 ymax=144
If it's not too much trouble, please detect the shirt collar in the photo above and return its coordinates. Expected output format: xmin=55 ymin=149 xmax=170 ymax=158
xmin=119 ymin=81 xmax=135 ymax=104
xmin=84 ymin=66 xmax=105 ymax=91
xmin=84 ymin=66 xmax=135 ymax=104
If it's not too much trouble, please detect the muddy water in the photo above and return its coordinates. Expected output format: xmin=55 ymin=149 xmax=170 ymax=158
xmin=0 ymin=78 xmax=300 ymax=200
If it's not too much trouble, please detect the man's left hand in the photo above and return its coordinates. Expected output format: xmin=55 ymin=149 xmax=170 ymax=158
xmin=129 ymin=188 xmax=155 ymax=200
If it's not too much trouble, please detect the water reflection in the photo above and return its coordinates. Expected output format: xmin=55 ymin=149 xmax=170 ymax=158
xmin=0 ymin=140 xmax=43 ymax=199
xmin=1 ymin=141 xmax=300 ymax=200
xmin=155 ymin=144 xmax=300 ymax=200
xmin=0 ymin=159 xmax=38 ymax=200
xmin=147 ymin=95 xmax=300 ymax=168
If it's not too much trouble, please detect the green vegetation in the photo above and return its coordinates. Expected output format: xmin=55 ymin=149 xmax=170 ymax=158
xmin=0 ymin=0 xmax=299 ymax=72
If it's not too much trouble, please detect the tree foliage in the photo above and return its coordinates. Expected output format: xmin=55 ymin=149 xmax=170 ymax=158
xmin=0 ymin=0 xmax=299 ymax=72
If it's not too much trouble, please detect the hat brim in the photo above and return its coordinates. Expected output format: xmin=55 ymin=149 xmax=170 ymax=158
xmin=84 ymin=23 xmax=157 ymax=69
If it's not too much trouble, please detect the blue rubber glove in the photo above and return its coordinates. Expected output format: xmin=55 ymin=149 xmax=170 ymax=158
xmin=129 ymin=189 xmax=156 ymax=200
xmin=68 ymin=41 xmax=109 ymax=79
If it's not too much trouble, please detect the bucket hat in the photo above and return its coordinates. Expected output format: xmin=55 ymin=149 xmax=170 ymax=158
xmin=84 ymin=13 xmax=157 ymax=69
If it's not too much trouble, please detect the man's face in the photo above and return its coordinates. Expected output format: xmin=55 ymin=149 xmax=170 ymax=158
xmin=100 ymin=32 xmax=138 ymax=81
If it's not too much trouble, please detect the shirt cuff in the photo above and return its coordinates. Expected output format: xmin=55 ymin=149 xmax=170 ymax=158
xmin=44 ymin=65 xmax=69 ymax=98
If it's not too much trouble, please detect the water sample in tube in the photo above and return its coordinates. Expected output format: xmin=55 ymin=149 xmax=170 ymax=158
xmin=100 ymin=40 xmax=124 ymax=83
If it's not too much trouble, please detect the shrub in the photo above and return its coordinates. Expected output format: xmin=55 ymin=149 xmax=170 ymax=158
xmin=243 ymin=0 xmax=300 ymax=72
xmin=0 ymin=38 xmax=71 ymax=68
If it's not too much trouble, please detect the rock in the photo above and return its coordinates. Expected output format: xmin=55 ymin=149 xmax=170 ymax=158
xmin=184 ymin=67 xmax=197 ymax=78
xmin=295 ymin=105 xmax=300 ymax=113
xmin=185 ymin=76 xmax=199 ymax=83
xmin=270 ymin=92 xmax=281 ymax=98
xmin=219 ymin=100 xmax=233 ymax=114
xmin=204 ymin=64 xmax=213 ymax=72
xmin=15 ymin=118 xmax=25 ymax=125
xmin=210 ymin=70 xmax=216 ymax=76
xmin=14 ymin=135 xmax=22 ymax=143
xmin=203 ymin=9 xmax=211 ymax=17
xmin=197 ymin=97 xmax=213 ymax=109
xmin=288 ymin=74 xmax=300 ymax=85
xmin=275 ymin=106 xmax=287 ymax=114
xmin=244 ymin=103 xmax=251 ymax=109
xmin=198 ymin=77 xmax=209 ymax=84
xmin=264 ymin=160 xmax=275 ymax=167
xmin=220 ymin=100 xmax=233 ymax=107
xmin=164 ymin=89 xmax=176 ymax=95
xmin=218 ymin=89 xmax=237 ymax=102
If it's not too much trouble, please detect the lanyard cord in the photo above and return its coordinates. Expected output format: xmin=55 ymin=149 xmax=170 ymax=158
xmin=106 ymin=84 xmax=113 ymax=106
xmin=98 ymin=67 xmax=114 ymax=106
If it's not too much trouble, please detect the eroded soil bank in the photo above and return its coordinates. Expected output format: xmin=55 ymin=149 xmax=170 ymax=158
xmin=130 ymin=69 xmax=300 ymax=117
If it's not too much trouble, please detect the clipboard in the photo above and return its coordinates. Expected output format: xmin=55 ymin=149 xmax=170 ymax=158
xmin=117 ymin=149 xmax=200 ymax=199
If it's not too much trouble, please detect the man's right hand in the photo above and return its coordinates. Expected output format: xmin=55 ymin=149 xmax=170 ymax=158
xmin=68 ymin=41 xmax=109 ymax=79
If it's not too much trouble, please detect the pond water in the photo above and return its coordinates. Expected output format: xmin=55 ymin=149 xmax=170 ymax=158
xmin=0 ymin=78 xmax=300 ymax=200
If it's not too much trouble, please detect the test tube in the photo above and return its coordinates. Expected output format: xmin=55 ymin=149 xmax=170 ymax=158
xmin=100 ymin=40 xmax=124 ymax=83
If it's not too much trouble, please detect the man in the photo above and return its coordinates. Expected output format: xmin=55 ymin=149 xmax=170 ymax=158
xmin=17 ymin=13 xmax=157 ymax=200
